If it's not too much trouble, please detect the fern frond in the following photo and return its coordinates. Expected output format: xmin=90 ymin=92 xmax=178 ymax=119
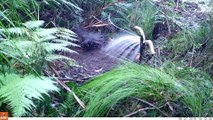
xmin=42 ymin=43 xmax=78 ymax=54
xmin=0 ymin=20 xmax=79 ymax=69
xmin=56 ymin=34 xmax=78 ymax=41
xmin=36 ymin=35 xmax=57 ymax=42
xmin=23 ymin=21 xmax=45 ymax=29
xmin=57 ymin=28 xmax=77 ymax=35
xmin=34 ymin=28 xmax=58 ymax=37
xmin=50 ymin=39 xmax=80 ymax=47
xmin=0 ymin=73 xmax=59 ymax=116
xmin=46 ymin=54 xmax=77 ymax=63
xmin=0 ymin=27 xmax=29 ymax=36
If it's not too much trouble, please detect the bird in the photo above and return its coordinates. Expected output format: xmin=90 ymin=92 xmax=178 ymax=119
xmin=104 ymin=15 xmax=155 ymax=62
xmin=104 ymin=25 xmax=155 ymax=62
xmin=134 ymin=26 xmax=155 ymax=62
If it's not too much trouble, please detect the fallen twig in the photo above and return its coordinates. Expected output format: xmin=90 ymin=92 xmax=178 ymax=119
xmin=125 ymin=103 xmax=167 ymax=117
xmin=85 ymin=23 xmax=110 ymax=28
xmin=85 ymin=15 xmax=110 ymax=28
xmin=166 ymin=101 xmax=174 ymax=112
xmin=125 ymin=107 xmax=155 ymax=117
xmin=48 ymin=63 xmax=86 ymax=109
xmin=57 ymin=78 xmax=85 ymax=82
xmin=133 ymin=97 xmax=169 ymax=116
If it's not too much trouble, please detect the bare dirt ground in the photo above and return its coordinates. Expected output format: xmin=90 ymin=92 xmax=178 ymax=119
xmin=57 ymin=48 xmax=118 ymax=84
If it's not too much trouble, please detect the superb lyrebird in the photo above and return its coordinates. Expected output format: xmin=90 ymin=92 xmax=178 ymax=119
xmin=103 ymin=16 xmax=155 ymax=62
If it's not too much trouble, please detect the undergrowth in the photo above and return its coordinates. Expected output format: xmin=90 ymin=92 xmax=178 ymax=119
xmin=53 ymin=62 xmax=212 ymax=117
xmin=0 ymin=0 xmax=212 ymax=117
xmin=0 ymin=20 xmax=79 ymax=74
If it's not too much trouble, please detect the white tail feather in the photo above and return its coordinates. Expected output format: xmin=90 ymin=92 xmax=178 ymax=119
xmin=143 ymin=40 xmax=156 ymax=54
xmin=134 ymin=26 xmax=156 ymax=54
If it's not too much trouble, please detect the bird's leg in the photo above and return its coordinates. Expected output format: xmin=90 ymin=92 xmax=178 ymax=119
xmin=138 ymin=35 xmax=144 ymax=63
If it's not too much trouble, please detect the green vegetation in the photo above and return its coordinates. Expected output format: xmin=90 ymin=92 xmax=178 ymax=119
xmin=0 ymin=74 xmax=59 ymax=116
xmin=81 ymin=63 xmax=186 ymax=116
xmin=0 ymin=0 xmax=79 ymax=117
xmin=80 ymin=63 xmax=212 ymax=117
xmin=0 ymin=20 xmax=79 ymax=73
xmin=0 ymin=0 xmax=212 ymax=117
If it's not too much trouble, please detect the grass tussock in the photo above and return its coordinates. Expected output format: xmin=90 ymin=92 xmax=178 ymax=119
xmin=79 ymin=62 xmax=212 ymax=117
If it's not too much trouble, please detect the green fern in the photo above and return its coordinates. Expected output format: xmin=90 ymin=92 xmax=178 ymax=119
xmin=0 ymin=20 xmax=79 ymax=72
xmin=0 ymin=73 xmax=59 ymax=116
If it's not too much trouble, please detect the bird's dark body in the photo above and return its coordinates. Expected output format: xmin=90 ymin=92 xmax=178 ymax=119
xmin=139 ymin=35 xmax=144 ymax=62
xmin=72 ymin=25 xmax=106 ymax=50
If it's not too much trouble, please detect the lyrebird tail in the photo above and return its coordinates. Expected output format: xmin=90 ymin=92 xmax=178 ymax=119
xmin=103 ymin=25 xmax=155 ymax=61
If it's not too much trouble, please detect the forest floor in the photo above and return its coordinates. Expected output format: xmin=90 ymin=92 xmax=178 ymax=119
xmin=57 ymin=48 xmax=118 ymax=83
xmin=56 ymin=0 xmax=211 ymax=84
